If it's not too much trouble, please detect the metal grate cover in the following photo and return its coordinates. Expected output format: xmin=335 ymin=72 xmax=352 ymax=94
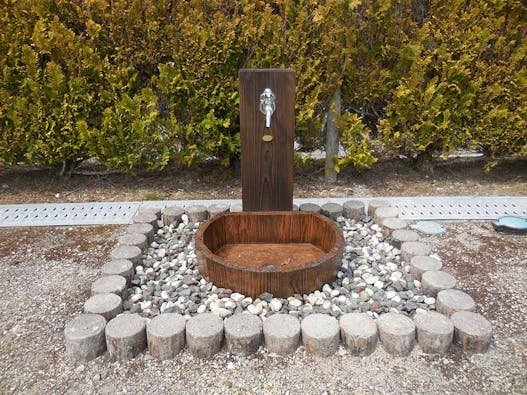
xmin=388 ymin=196 xmax=527 ymax=220
xmin=0 ymin=202 xmax=141 ymax=227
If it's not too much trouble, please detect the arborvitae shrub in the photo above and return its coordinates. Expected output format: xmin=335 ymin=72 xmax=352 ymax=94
xmin=0 ymin=0 xmax=525 ymax=173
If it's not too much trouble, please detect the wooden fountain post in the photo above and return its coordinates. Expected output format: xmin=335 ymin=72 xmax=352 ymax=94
xmin=239 ymin=69 xmax=295 ymax=211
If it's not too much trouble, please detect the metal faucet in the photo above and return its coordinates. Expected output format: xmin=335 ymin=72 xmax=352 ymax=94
xmin=259 ymin=88 xmax=276 ymax=128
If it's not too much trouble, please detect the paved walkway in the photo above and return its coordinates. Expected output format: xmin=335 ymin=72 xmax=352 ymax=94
xmin=0 ymin=196 xmax=525 ymax=227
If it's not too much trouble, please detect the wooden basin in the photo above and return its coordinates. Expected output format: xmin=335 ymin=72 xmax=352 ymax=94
xmin=195 ymin=211 xmax=344 ymax=298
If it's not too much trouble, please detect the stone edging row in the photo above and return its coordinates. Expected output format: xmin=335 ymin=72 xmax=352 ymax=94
xmin=64 ymin=200 xmax=493 ymax=363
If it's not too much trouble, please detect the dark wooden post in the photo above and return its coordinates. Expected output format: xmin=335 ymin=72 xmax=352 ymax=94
xmin=239 ymin=69 xmax=295 ymax=211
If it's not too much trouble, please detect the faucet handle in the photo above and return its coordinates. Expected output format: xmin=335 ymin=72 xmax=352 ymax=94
xmin=259 ymin=88 xmax=276 ymax=128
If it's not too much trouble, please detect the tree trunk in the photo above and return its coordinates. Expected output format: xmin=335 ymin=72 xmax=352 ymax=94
xmin=325 ymin=88 xmax=341 ymax=183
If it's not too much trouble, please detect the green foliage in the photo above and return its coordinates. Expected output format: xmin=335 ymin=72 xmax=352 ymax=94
xmin=0 ymin=0 xmax=525 ymax=174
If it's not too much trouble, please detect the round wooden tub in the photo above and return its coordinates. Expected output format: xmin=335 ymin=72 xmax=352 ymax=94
xmin=195 ymin=211 xmax=344 ymax=298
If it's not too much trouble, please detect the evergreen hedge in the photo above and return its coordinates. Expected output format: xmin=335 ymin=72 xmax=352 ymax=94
xmin=1 ymin=0 xmax=525 ymax=174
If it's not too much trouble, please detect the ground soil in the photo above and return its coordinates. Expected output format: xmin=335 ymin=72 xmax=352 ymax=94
xmin=0 ymin=158 xmax=525 ymax=204
xmin=0 ymin=221 xmax=525 ymax=394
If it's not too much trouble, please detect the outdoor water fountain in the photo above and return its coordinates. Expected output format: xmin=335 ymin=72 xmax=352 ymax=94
xmin=195 ymin=69 xmax=344 ymax=297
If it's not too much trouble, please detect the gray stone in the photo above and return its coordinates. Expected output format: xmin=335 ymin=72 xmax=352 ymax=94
xmin=105 ymin=314 xmax=147 ymax=361
xmin=65 ymin=314 xmax=106 ymax=363
xmin=101 ymin=259 xmax=134 ymax=284
xmin=400 ymin=241 xmax=432 ymax=262
xmin=376 ymin=313 xmax=416 ymax=356
xmin=451 ymin=311 xmax=492 ymax=352
xmin=91 ymin=275 xmax=127 ymax=299
xmin=162 ymin=206 xmax=185 ymax=226
xmin=301 ymin=313 xmax=340 ymax=357
xmin=224 ymin=313 xmax=262 ymax=355
xmin=374 ymin=206 xmax=399 ymax=224
xmin=421 ymin=271 xmax=457 ymax=296
xmin=292 ymin=204 xmax=299 ymax=211
xmin=186 ymin=313 xmax=224 ymax=358
xmin=410 ymin=220 xmax=446 ymax=235
xmin=367 ymin=199 xmax=390 ymax=217
xmin=132 ymin=212 xmax=158 ymax=230
xmin=263 ymin=314 xmax=300 ymax=355
xmin=118 ymin=233 xmax=147 ymax=250
xmin=186 ymin=205 xmax=209 ymax=223
xmin=110 ymin=245 xmax=142 ymax=266
xmin=381 ymin=218 xmax=408 ymax=237
xmin=84 ymin=293 xmax=123 ymax=321
xmin=146 ymin=313 xmax=186 ymax=359
xmin=414 ymin=311 xmax=454 ymax=354
xmin=410 ymin=256 xmax=442 ymax=280
xmin=321 ymin=203 xmax=343 ymax=220
xmin=339 ymin=313 xmax=378 ymax=356
xmin=437 ymin=289 xmax=476 ymax=317
xmin=390 ymin=229 xmax=419 ymax=249
xmin=299 ymin=202 xmax=321 ymax=213
xmin=208 ymin=204 xmax=230 ymax=218
xmin=342 ymin=200 xmax=365 ymax=220
xmin=126 ymin=223 xmax=155 ymax=244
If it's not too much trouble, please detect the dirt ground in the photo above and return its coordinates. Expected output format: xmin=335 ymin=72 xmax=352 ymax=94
xmin=0 ymin=221 xmax=525 ymax=394
xmin=0 ymin=158 xmax=526 ymax=204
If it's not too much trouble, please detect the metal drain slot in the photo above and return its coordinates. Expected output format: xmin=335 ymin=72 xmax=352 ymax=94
xmin=0 ymin=202 xmax=141 ymax=227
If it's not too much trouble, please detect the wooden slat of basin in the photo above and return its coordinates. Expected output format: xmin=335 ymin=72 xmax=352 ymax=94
xmin=195 ymin=211 xmax=344 ymax=298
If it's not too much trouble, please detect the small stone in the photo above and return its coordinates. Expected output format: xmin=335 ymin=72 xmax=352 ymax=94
xmin=147 ymin=313 xmax=186 ymax=359
xmin=414 ymin=311 xmax=453 ymax=354
xmin=84 ymin=293 xmax=123 ymax=321
xmin=101 ymin=259 xmax=134 ymax=284
xmin=339 ymin=313 xmax=378 ymax=356
xmin=367 ymin=199 xmax=390 ymax=217
xmin=118 ymin=233 xmax=147 ymax=251
xmin=321 ymin=203 xmax=343 ymax=220
xmin=410 ymin=256 xmax=442 ymax=280
xmin=197 ymin=305 xmax=207 ymax=314
xmin=185 ymin=205 xmax=208 ymax=223
xmin=424 ymin=297 xmax=436 ymax=305
xmin=288 ymin=298 xmax=302 ymax=308
xmin=224 ymin=313 xmax=263 ymax=355
xmin=421 ymin=271 xmax=457 ymax=296
xmin=263 ymin=314 xmax=300 ymax=355
xmin=105 ymin=314 xmax=147 ymax=361
xmin=126 ymin=223 xmax=155 ymax=244
xmin=342 ymin=200 xmax=365 ymax=220
xmin=185 ymin=313 xmax=224 ymax=358
xmin=374 ymin=206 xmax=399 ymax=224
xmin=436 ymin=289 xmax=476 ymax=317
xmin=269 ymin=298 xmax=283 ymax=312
xmin=301 ymin=314 xmax=340 ymax=357
xmin=451 ymin=311 xmax=493 ymax=352
xmin=299 ymin=203 xmax=321 ymax=213
xmin=65 ymin=314 xmax=106 ymax=363
xmin=400 ymin=242 xmax=432 ymax=262
xmin=376 ymin=312 xmax=416 ymax=356
xmin=110 ymin=245 xmax=142 ymax=266
xmin=390 ymin=229 xmax=419 ymax=249
xmin=231 ymin=293 xmax=244 ymax=302
xmin=162 ymin=206 xmax=184 ymax=226
xmin=91 ymin=275 xmax=127 ymax=299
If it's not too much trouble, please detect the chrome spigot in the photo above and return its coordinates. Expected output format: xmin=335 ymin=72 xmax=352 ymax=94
xmin=259 ymin=88 xmax=276 ymax=128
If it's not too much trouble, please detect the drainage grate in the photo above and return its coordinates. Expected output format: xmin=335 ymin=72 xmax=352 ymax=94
xmin=0 ymin=196 xmax=525 ymax=227
xmin=0 ymin=202 xmax=141 ymax=227
xmin=389 ymin=196 xmax=527 ymax=220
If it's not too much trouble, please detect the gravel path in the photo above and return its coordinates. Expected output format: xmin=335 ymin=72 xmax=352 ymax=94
xmin=0 ymin=222 xmax=526 ymax=394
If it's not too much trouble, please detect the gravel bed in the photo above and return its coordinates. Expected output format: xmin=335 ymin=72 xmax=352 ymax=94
xmin=0 ymin=222 xmax=526 ymax=393
xmin=125 ymin=215 xmax=436 ymax=320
